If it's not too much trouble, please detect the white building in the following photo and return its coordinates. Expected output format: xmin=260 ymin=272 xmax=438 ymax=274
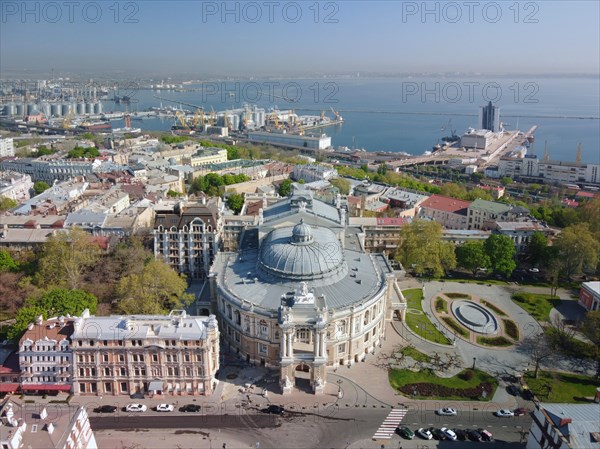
xmin=18 ymin=315 xmax=74 ymax=394
xmin=499 ymin=155 xmax=600 ymax=185
xmin=460 ymin=129 xmax=493 ymax=149
xmin=248 ymin=131 xmax=332 ymax=151
xmin=0 ymin=136 xmax=15 ymax=157
xmin=292 ymin=164 xmax=338 ymax=183
xmin=0 ymin=172 xmax=33 ymax=202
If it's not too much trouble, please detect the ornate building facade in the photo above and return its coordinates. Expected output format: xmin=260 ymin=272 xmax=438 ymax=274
xmin=211 ymin=191 xmax=405 ymax=394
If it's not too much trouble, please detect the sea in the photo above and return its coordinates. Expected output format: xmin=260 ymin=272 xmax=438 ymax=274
xmin=105 ymin=77 xmax=600 ymax=164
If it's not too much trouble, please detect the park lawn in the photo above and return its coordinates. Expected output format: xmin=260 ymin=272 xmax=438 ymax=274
xmin=399 ymin=346 xmax=431 ymax=363
xmin=525 ymin=371 xmax=600 ymax=403
xmin=511 ymin=292 xmax=561 ymax=322
xmin=389 ymin=368 xmax=498 ymax=401
xmin=402 ymin=288 xmax=452 ymax=345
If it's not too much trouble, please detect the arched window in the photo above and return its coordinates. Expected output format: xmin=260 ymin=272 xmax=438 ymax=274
xmin=234 ymin=310 xmax=241 ymax=326
xmin=226 ymin=305 xmax=232 ymax=320
xmin=364 ymin=311 xmax=369 ymax=326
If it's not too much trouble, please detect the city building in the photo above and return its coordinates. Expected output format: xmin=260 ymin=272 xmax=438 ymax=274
xmin=498 ymin=154 xmax=600 ymax=185
xmin=418 ymin=194 xmax=471 ymax=229
xmin=154 ymin=199 xmax=223 ymax=279
xmin=0 ymin=158 xmax=100 ymax=183
xmin=579 ymin=281 xmax=600 ymax=312
xmin=247 ymin=131 xmax=332 ymax=151
xmin=210 ymin=190 xmax=405 ymax=394
xmin=526 ymin=403 xmax=600 ymax=449
xmin=0 ymin=136 xmax=15 ymax=158
xmin=350 ymin=216 xmax=410 ymax=256
xmin=460 ymin=129 xmax=494 ymax=149
xmin=181 ymin=147 xmax=228 ymax=167
xmin=71 ymin=309 xmax=220 ymax=396
xmin=479 ymin=100 xmax=500 ymax=132
xmin=0 ymin=172 xmax=33 ymax=202
xmin=494 ymin=221 xmax=554 ymax=254
xmin=292 ymin=164 xmax=338 ymax=183
xmin=0 ymin=399 xmax=98 ymax=449
xmin=467 ymin=199 xmax=513 ymax=230
xmin=19 ymin=315 xmax=74 ymax=394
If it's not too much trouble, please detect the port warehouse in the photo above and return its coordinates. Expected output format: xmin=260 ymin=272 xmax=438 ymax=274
xmin=246 ymin=131 xmax=332 ymax=151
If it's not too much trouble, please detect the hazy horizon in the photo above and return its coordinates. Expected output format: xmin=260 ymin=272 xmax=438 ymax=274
xmin=2 ymin=1 xmax=599 ymax=77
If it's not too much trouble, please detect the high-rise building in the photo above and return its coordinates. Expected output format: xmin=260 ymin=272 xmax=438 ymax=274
xmin=479 ymin=101 xmax=500 ymax=132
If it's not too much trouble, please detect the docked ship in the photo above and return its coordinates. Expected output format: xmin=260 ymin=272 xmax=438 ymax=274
xmin=78 ymin=121 xmax=112 ymax=132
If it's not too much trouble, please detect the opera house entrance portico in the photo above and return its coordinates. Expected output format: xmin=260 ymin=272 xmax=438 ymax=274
xmin=210 ymin=191 xmax=406 ymax=394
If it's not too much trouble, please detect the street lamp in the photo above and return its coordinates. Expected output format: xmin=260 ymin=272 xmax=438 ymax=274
xmin=337 ymin=379 xmax=343 ymax=399
xmin=472 ymin=357 xmax=476 ymax=370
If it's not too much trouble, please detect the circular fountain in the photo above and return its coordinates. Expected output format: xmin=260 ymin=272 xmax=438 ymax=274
xmin=451 ymin=300 xmax=499 ymax=335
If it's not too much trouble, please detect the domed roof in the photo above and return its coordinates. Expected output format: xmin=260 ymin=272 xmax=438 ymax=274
xmin=292 ymin=219 xmax=313 ymax=244
xmin=257 ymin=222 xmax=347 ymax=282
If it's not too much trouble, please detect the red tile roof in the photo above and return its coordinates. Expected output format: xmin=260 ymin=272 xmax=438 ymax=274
xmin=376 ymin=217 xmax=410 ymax=226
xmin=420 ymin=194 xmax=471 ymax=215
xmin=576 ymin=191 xmax=597 ymax=199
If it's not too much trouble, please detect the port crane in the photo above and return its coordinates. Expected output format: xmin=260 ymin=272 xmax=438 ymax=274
xmin=175 ymin=110 xmax=188 ymax=128
xmin=153 ymin=95 xmax=203 ymax=112
xmin=330 ymin=107 xmax=341 ymax=121
xmin=62 ymin=111 xmax=73 ymax=129
xmin=209 ymin=106 xmax=216 ymax=126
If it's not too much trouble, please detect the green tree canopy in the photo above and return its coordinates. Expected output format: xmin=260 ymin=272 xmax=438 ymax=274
xmin=278 ymin=179 xmax=293 ymax=197
xmin=581 ymin=310 xmax=600 ymax=379
xmin=33 ymin=181 xmax=50 ymax=196
xmin=455 ymin=241 xmax=490 ymax=275
xmin=0 ymin=196 xmax=17 ymax=211
xmin=526 ymin=232 xmax=549 ymax=266
xmin=0 ymin=250 xmax=18 ymax=272
xmin=395 ymin=220 xmax=456 ymax=278
xmin=37 ymin=227 xmax=102 ymax=289
xmin=329 ymin=178 xmax=351 ymax=195
xmin=116 ymin=259 xmax=194 ymax=314
xmin=226 ymin=193 xmax=245 ymax=214
xmin=554 ymin=223 xmax=600 ymax=278
xmin=66 ymin=146 xmax=99 ymax=159
xmin=484 ymin=234 xmax=516 ymax=277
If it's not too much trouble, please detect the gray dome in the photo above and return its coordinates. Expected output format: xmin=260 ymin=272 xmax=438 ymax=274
xmin=292 ymin=219 xmax=313 ymax=244
xmin=257 ymin=224 xmax=347 ymax=283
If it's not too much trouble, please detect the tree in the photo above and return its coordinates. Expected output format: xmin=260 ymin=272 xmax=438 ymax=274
xmin=439 ymin=183 xmax=468 ymax=200
xmin=329 ymin=178 xmax=351 ymax=195
xmin=484 ymin=234 xmax=516 ymax=277
xmin=0 ymin=250 xmax=18 ymax=272
xmin=116 ymin=259 xmax=194 ymax=314
xmin=227 ymin=193 xmax=245 ymax=214
xmin=395 ymin=220 xmax=456 ymax=278
xmin=37 ymin=227 xmax=102 ymax=289
xmin=0 ymin=196 xmax=17 ymax=211
xmin=580 ymin=311 xmax=600 ymax=379
xmin=500 ymin=177 xmax=513 ymax=186
xmin=7 ymin=305 xmax=46 ymax=341
xmin=526 ymin=232 xmax=549 ymax=266
xmin=465 ymin=187 xmax=493 ymax=201
xmin=36 ymin=288 xmax=97 ymax=316
xmin=455 ymin=241 xmax=490 ymax=275
xmin=278 ymin=179 xmax=293 ymax=197
xmin=519 ymin=334 xmax=555 ymax=378
xmin=553 ymin=223 xmax=600 ymax=278
xmin=33 ymin=181 xmax=50 ymax=196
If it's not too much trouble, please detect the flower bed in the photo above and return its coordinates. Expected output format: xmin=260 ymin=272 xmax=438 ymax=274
xmin=441 ymin=316 xmax=469 ymax=337
xmin=503 ymin=319 xmax=519 ymax=340
xmin=435 ymin=297 xmax=448 ymax=313
xmin=446 ymin=292 xmax=471 ymax=299
xmin=477 ymin=336 xmax=513 ymax=347
xmin=481 ymin=299 xmax=508 ymax=317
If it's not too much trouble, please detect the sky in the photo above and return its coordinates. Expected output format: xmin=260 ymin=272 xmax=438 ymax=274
xmin=1 ymin=1 xmax=599 ymax=77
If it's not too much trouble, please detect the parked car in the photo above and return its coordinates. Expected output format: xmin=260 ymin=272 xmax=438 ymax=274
xmin=441 ymin=427 xmax=457 ymax=441
xmin=514 ymin=407 xmax=529 ymax=416
xmin=416 ymin=428 xmax=433 ymax=440
xmin=156 ymin=404 xmax=174 ymax=412
xmin=522 ymin=388 xmax=535 ymax=400
xmin=93 ymin=405 xmax=117 ymax=413
xmin=129 ymin=392 xmax=145 ymax=399
xmin=430 ymin=428 xmax=447 ymax=440
xmin=506 ymin=385 xmax=520 ymax=396
xmin=125 ymin=403 xmax=147 ymax=412
xmin=453 ymin=428 xmax=467 ymax=441
xmin=179 ymin=404 xmax=201 ymax=412
xmin=437 ymin=407 xmax=457 ymax=416
xmin=262 ymin=405 xmax=285 ymax=415
xmin=495 ymin=409 xmax=515 ymax=417
xmin=479 ymin=428 xmax=493 ymax=441
xmin=467 ymin=429 xmax=483 ymax=441
xmin=396 ymin=427 xmax=414 ymax=439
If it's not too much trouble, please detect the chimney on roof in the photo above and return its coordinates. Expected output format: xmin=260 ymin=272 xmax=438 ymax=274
xmin=559 ymin=418 xmax=572 ymax=427
xmin=36 ymin=315 xmax=43 ymax=326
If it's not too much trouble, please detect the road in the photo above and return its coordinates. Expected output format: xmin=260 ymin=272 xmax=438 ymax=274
xmin=91 ymin=407 xmax=531 ymax=448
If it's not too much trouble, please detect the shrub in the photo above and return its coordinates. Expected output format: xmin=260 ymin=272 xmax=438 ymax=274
xmin=442 ymin=316 xmax=469 ymax=337
xmin=461 ymin=369 xmax=475 ymax=381
xmin=477 ymin=336 xmax=513 ymax=347
xmin=503 ymin=319 xmax=519 ymax=340
xmin=435 ymin=298 xmax=448 ymax=313
xmin=482 ymin=300 xmax=508 ymax=317
xmin=399 ymin=381 xmax=494 ymax=400
xmin=446 ymin=292 xmax=471 ymax=299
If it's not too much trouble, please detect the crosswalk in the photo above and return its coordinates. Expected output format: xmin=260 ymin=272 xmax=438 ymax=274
xmin=372 ymin=408 xmax=408 ymax=440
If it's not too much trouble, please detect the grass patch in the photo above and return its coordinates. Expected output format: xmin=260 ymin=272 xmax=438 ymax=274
xmin=503 ymin=319 xmax=519 ymax=340
xmin=399 ymin=346 xmax=431 ymax=363
xmin=435 ymin=297 xmax=448 ymax=313
xmin=389 ymin=368 xmax=498 ymax=401
xmin=525 ymin=371 xmax=600 ymax=403
xmin=477 ymin=336 xmax=513 ymax=347
xmin=481 ymin=299 xmax=508 ymax=317
xmin=402 ymin=289 xmax=452 ymax=345
xmin=441 ymin=316 xmax=469 ymax=337
xmin=545 ymin=328 xmax=596 ymax=359
xmin=512 ymin=292 xmax=560 ymax=321
xmin=446 ymin=292 xmax=471 ymax=299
